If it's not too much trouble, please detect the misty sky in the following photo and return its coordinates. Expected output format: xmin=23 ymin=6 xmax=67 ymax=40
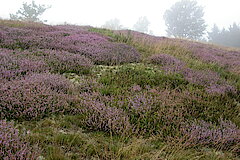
xmin=1 ymin=0 xmax=240 ymax=36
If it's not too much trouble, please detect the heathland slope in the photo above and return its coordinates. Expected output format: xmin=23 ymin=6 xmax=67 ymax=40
xmin=0 ymin=20 xmax=239 ymax=159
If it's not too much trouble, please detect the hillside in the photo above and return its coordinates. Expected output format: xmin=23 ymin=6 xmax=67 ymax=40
xmin=0 ymin=20 xmax=240 ymax=160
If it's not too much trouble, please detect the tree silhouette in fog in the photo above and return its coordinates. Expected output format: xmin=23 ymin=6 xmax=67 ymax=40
xmin=102 ymin=18 xmax=124 ymax=30
xmin=133 ymin=16 xmax=150 ymax=34
xmin=164 ymin=0 xmax=206 ymax=40
xmin=208 ymin=23 xmax=240 ymax=48
xmin=10 ymin=0 xmax=50 ymax=22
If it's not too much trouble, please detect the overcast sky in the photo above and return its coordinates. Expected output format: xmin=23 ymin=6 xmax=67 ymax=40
xmin=1 ymin=0 xmax=240 ymax=36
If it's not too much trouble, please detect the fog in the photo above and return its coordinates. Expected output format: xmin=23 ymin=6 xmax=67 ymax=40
xmin=1 ymin=0 xmax=240 ymax=36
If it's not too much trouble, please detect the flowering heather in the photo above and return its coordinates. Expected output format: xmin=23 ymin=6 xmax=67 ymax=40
xmin=186 ymin=41 xmax=240 ymax=74
xmin=0 ymin=25 xmax=140 ymax=65
xmin=92 ymin=43 xmax=140 ymax=65
xmin=147 ymin=53 xmax=235 ymax=94
xmin=26 ymin=73 xmax=75 ymax=94
xmin=0 ymin=120 xmax=40 ymax=159
xmin=181 ymin=119 xmax=240 ymax=152
xmin=76 ymin=93 xmax=132 ymax=135
xmin=131 ymin=85 xmax=142 ymax=92
xmin=128 ymin=93 xmax=155 ymax=114
xmin=115 ymin=30 xmax=240 ymax=74
xmin=148 ymin=53 xmax=185 ymax=73
xmin=113 ymin=90 xmax=187 ymax=135
xmin=0 ymin=49 xmax=48 ymax=83
xmin=182 ymin=68 xmax=236 ymax=94
xmin=42 ymin=50 xmax=93 ymax=74
xmin=0 ymin=75 xmax=69 ymax=120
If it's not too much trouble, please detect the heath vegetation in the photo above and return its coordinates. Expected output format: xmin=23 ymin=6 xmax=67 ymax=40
xmin=0 ymin=19 xmax=239 ymax=159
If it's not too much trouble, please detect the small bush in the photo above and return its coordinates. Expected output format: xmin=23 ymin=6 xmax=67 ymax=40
xmin=148 ymin=53 xmax=185 ymax=73
xmin=182 ymin=68 xmax=236 ymax=94
xmin=27 ymin=73 xmax=75 ymax=94
xmin=93 ymin=43 xmax=140 ymax=65
xmin=0 ymin=74 xmax=70 ymax=120
xmin=44 ymin=50 xmax=93 ymax=74
xmin=0 ymin=25 xmax=140 ymax=65
xmin=181 ymin=119 xmax=240 ymax=152
xmin=0 ymin=49 xmax=48 ymax=82
xmin=0 ymin=120 xmax=40 ymax=159
xmin=149 ymin=53 xmax=184 ymax=66
xmin=75 ymin=93 xmax=132 ymax=135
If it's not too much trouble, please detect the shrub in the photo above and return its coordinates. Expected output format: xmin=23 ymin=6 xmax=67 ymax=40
xmin=0 ymin=74 xmax=69 ymax=120
xmin=75 ymin=93 xmax=132 ymax=135
xmin=124 ymin=91 xmax=186 ymax=136
xmin=181 ymin=119 xmax=240 ymax=152
xmin=149 ymin=53 xmax=184 ymax=66
xmin=93 ymin=43 xmax=140 ymax=65
xmin=148 ymin=53 xmax=185 ymax=73
xmin=0 ymin=120 xmax=40 ymax=159
xmin=44 ymin=50 xmax=93 ymax=74
xmin=0 ymin=25 xmax=140 ymax=65
xmin=182 ymin=68 xmax=236 ymax=94
xmin=26 ymin=73 xmax=75 ymax=94
xmin=0 ymin=49 xmax=48 ymax=82
xmin=187 ymin=41 xmax=240 ymax=74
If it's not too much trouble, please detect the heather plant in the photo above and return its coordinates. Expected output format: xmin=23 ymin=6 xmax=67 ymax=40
xmin=93 ymin=43 xmax=140 ymax=65
xmin=186 ymin=42 xmax=240 ymax=74
xmin=0 ymin=49 xmax=48 ymax=83
xmin=0 ymin=74 xmax=69 ymax=120
xmin=182 ymin=68 xmax=236 ymax=94
xmin=147 ymin=52 xmax=236 ymax=94
xmin=1 ymin=20 xmax=240 ymax=159
xmin=0 ymin=48 xmax=93 ymax=77
xmin=75 ymin=93 xmax=132 ymax=135
xmin=26 ymin=73 xmax=75 ymax=94
xmin=0 ymin=120 xmax=40 ymax=159
xmin=148 ymin=53 xmax=185 ymax=73
xmin=43 ymin=50 xmax=93 ymax=74
xmin=113 ymin=29 xmax=240 ymax=76
xmin=113 ymin=89 xmax=190 ymax=136
xmin=0 ymin=25 xmax=140 ymax=65
xmin=181 ymin=119 xmax=240 ymax=152
xmin=148 ymin=53 xmax=184 ymax=66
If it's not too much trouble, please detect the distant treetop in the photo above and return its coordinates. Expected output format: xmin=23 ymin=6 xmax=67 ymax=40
xmin=102 ymin=18 xmax=124 ymax=30
xmin=133 ymin=16 xmax=150 ymax=34
xmin=10 ymin=0 xmax=51 ymax=22
xmin=164 ymin=0 xmax=206 ymax=40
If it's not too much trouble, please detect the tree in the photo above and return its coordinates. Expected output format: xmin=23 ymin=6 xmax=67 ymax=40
xmin=208 ymin=24 xmax=221 ymax=43
xmin=163 ymin=0 xmax=206 ymax=40
xmin=208 ymin=23 xmax=240 ymax=48
xmin=102 ymin=18 xmax=124 ymax=30
xmin=10 ymin=1 xmax=50 ymax=22
xmin=133 ymin=16 xmax=150 ymax=34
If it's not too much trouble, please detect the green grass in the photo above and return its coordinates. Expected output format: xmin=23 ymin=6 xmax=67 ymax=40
xmin=97 ymin=63 xmax=189 ymax=96
xmin=17 ymin=116 xmax=239 ymax=160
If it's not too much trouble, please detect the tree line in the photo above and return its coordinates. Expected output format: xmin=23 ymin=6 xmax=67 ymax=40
xmin=9 ymin=0 xmax=240 ymax=48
